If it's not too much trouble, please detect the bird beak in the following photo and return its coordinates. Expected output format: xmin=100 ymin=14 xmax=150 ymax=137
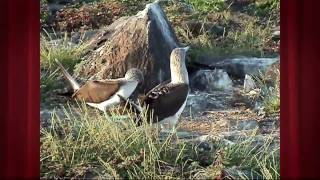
xmin=183 ymin=46 xmax=190 ymax=52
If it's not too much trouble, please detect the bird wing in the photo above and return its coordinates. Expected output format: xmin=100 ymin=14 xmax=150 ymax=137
xmin=143 ymin=83 xmax=189 ymax=122
xmin=138 ymin=79 xmax=171 ymax=102
xmin=72 ymin=79 xmax=124 ymax=103
xmin=150 ymin=79 xmax=171 ymax=90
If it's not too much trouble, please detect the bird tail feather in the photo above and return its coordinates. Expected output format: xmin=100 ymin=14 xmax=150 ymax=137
xmin=54 ymin=59 xmax=80 ymax=91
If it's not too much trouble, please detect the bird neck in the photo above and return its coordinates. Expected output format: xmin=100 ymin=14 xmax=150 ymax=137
xmin=124 ymin=77 xmax=138 ymax=82
xmin=170 ymin=60 xmax=189 ymax=84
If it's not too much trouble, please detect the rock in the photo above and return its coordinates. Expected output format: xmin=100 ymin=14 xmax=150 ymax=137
xmin=196 ymin=135 xmax=210 ymax=142
xmin=70 ymin=32 xmax=81 ymax=44
xmin=40 ymin=109 xmax=53 ymax=123
xmin=271 ymin=26 xmax=280 ymax=41
xmin=70 ymin=30 xmax=100 ymax=44
xmin=52 ymin=87 xmax=71 ymax=94
xmin=210 ymin=57 xmax=279 ymax=79
xmin=243 ymin=74 xmax=256 ymax=93
xmin=183 ymin=91 xmax=233 ymax=116
xmin=210 ymin=25 xmax=225 ymax=36
xmin=171 ymin=1 xmax=193 ymax=14
xmin=229 ymin=120 xmax=259 ymax=131
xmin=197 ymin=141 xmax=212 ymax=152
xmin=219 ymin=131 xmax=245 ymax=142
xmin=256 ymin=104 xmax=266 ymax=117
xmin=272 ymin=30 xmax=280 ymax=41
xmin=189 ymin=53 xmax=224 ymax=69
xmin=258 ymin=116 xmax=279 ymax=134
xmin=47 ymin=2 xmax=65 ymax=16
xmin=74 ymin=1 xmax=179 ymax=92
xmin=220 ymin=139 xmax=236 ymax=146
xmin=40 ymin=108 xmax=65 ymax=127
xmin=47 ymin=0 xmax=72 ymax=5
xmin=263 ymin=61 xmax=280 ymax=86
xmin=190 ymin=69 xmax=233 ymax=92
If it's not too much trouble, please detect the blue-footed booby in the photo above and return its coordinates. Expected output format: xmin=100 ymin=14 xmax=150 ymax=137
xmin=119 ymin=46 xmax=190 ymax=130
xmin=55 ymin=59 xmax=144 ymax=112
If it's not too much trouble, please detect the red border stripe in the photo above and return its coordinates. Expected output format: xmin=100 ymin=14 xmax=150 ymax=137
xmin=0 ymin=0 xmax=40 ymax=178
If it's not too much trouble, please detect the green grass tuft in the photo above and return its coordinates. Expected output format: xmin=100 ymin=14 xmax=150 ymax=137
xmin=222 ymin=131 xmax=279 ymax=179
xmin=186 ymin=0 xmax=226 ymax=14
xmin=254 ymin=66 xmax=280 ymax=114
xmin=40 ymin=31 xmax=87 ymax=70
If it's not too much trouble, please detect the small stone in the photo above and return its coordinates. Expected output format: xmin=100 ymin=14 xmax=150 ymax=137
xmin=210 ymin=25 xmax=225 ymax=36
xmin=197 ymin=141 xmax=211 ymax=151
xmin=237 ymin=120 xmax=259 ymax=130
xmin=243 ymin=74 xmax=256 ymax=93
xmin=40 ymin=109 xmax=52 ymax=122
xmin=228 ymin=120 xmax=259 ymax=131
xmin=272 ymin=30 xmax=280 ymax=41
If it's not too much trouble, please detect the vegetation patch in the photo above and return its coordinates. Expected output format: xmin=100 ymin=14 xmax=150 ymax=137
xmin=253 ymin=63 xmax=280 ymax=114
xmin=53 ymin=2 xmax=125 ymax=32
xmin=40 ymin=32 xmax=88 ymax=104
xmin=164 ymin=0 xmax=279 ymax=60
xmin=41 ymin=104 xmax=279 ymax=179
xmin=186 ymin=0 xmax=226 ymax=14
xmin=41 ymin=0 xmax=150 ymax=31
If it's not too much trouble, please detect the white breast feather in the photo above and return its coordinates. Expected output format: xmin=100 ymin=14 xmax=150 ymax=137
xmin=87 ymin=81 xmax=138 ymax=112
xmin=157 ymin=93 xmax=188 ymax=129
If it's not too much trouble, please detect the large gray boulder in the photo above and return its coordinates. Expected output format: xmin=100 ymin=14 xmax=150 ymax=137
xmin=210 ymin=57 xmax=279 ymax=79
xmin=74 ymin=1 xmax=179 ymax=92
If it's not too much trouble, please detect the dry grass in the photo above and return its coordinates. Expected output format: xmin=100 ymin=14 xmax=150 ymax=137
xmin=40 ymin=31 xmax=89 ymax=102
xmin=41 ymin=103 xmax=203 ymax=179
xmin=41 ymin=103 xmax=279 ymax=179
xmin=40 ymin=30 xmax=88 ymax=70
xmin=164 ymin=0 xmax=279 ymax=60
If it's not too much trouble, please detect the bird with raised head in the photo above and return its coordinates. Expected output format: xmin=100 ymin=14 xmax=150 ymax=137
xmin=119 ymin=46 xmax=190 ymax=131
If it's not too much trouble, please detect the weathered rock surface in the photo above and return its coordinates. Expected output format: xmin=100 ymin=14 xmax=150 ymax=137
xmin=263 ymin=61 xmax=280 ymax=86
xmin=70 ymin=30 xmax=100 ymax=44
xmin=183 ymin=91 xmax=234 ymax=116
xmin=210 ymin=57 xmax=279 ymax=79
xmin=190 ymin=69 xmax=233 ymax=92
xmin=189 ymin=56 xmax=279 ymax=80
xmin=229 ymin=119 xmax=259 ymax=131
xmin=243 ymin=74 xmax=256 ymax=93
xmin=74 ymin=1 xmax=179 ymax=92
xmin=40 ymin=108 xmax=65 ymax=127
xmin=272 ymin=26 xmax=280 ymax=41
